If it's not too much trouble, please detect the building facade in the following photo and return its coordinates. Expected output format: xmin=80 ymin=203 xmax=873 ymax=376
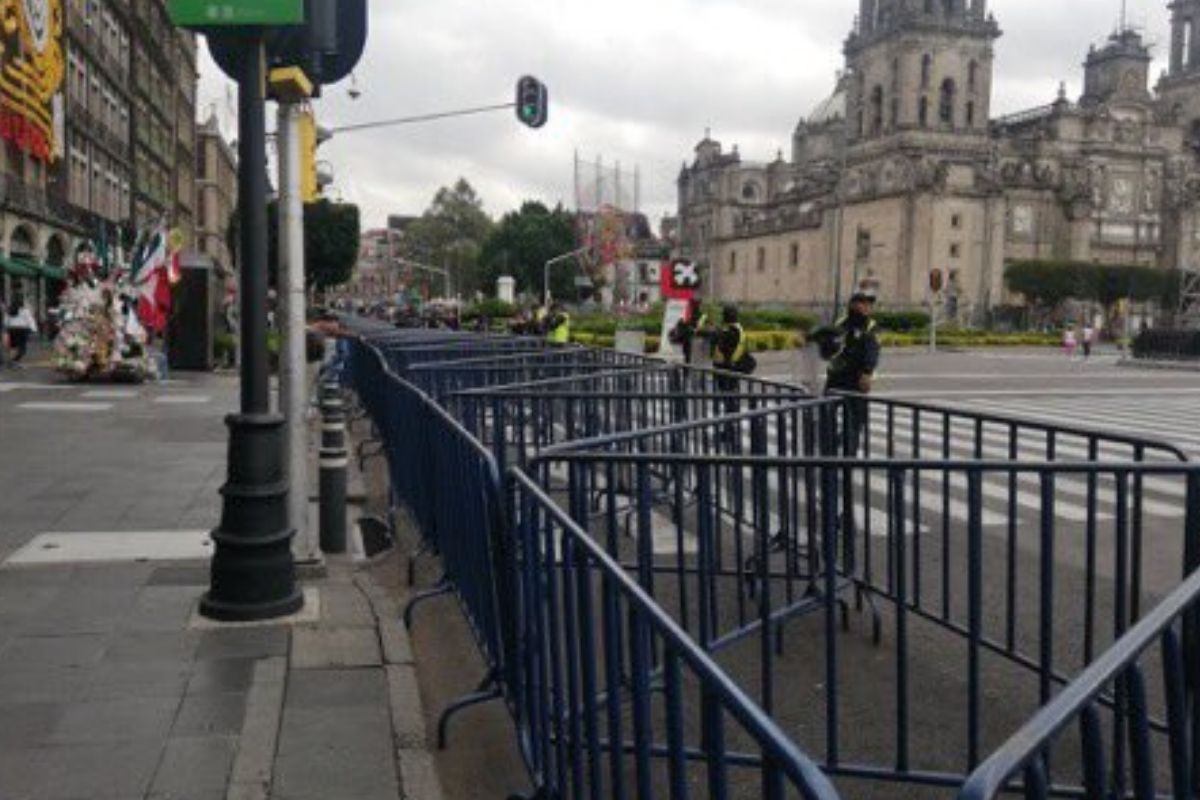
xmin=194 ymin=115 xmax=237 ymax=275
xmin=1 ymin=0 xmax=198 ymax=312
xmin=678 ymin=0 xmax=1200 ymax=322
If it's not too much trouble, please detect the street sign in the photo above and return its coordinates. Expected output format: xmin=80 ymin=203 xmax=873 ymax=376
xmin=168 ymin=0 xmax=304 ymax=27
xmin=671 ymin=259 xmax=701 ymax=290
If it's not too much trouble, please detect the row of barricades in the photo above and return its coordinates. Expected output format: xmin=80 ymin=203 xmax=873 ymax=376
xmin=342 ymin=322 xmax=1200 ymax=800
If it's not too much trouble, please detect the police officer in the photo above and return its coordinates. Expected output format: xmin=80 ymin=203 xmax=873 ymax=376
xmin=825 ymin=290 xmax=880 ymax=453
xmin=545 ymin=303 xmax=571 ymax=345
xmin=711 ymin=305 xmax=755 ymax=411
xmin=670 ymin=298 xmax=707 ymax=364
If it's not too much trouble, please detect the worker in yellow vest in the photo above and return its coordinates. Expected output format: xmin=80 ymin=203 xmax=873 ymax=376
xmin=546 ymin=303 xmax=571 ymax=345
xmin=711 ymin=304 xmax=755 ymax=408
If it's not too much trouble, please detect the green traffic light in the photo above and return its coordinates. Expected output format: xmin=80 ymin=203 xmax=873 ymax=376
xmin=522 ymin=104 xmax=537 ymax=119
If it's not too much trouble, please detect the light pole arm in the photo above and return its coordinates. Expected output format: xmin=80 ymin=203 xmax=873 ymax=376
xmin=543 ymin=247 xmax=590 ymax=306
xmin=394 ymin=258 xmax=451 ymax=298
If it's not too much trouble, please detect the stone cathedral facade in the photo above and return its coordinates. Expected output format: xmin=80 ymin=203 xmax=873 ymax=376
xmin=677 ymin=0 xmax=1200 ymax=321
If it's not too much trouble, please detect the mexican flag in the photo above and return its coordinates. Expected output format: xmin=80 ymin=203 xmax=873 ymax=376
xmin=131 ymin=225 xmax=181 ymax=334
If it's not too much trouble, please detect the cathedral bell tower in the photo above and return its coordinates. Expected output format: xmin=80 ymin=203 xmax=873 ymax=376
xmin=844 ymin=0 xmax=1001 ymax=146
xmin=1160 ymin=0 xmax=1200 ymax=140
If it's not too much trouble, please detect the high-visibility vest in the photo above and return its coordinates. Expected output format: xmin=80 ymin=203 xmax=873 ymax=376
xmin=548 ymin=313 xmax=571 ymax=344
xmin=714 ymin=323 xmax=746 ymax=365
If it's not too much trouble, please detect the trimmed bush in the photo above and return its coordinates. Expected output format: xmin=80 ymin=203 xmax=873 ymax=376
xmin=1132 ymin=328 xmax=1200 ymax=360
xmin=873 ymin=310 xmax=931 ymax=332
xmin=465 ymin=298 xmax=517 ymax=320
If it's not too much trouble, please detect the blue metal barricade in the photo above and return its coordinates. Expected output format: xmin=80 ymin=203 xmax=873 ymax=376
xmin=344 ymin=325 xmax=1200 ymax=800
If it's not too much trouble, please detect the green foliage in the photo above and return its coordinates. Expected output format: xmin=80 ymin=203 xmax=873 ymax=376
xmin=1004 ymin=260 xmax=1089 ymax=310
xmin=401 ymin=179 xmax=494 ymax=296
xmin=477 ymin=201 xmax=578 ymax=299
xmin=226 ymin=199 xmax=361 ymax=290
xmin=464 ymin=298 xmax=517 ymax=320
xmin=872 ymin=310 xmax=931 ymax=331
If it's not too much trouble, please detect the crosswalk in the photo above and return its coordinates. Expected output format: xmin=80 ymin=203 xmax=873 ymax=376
xmin=1 ymin=380 xmax=211 ymax=410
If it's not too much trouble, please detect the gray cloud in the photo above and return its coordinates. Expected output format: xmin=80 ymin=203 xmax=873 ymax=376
xmin=197 ymin=0 xmax=1172 ymax=229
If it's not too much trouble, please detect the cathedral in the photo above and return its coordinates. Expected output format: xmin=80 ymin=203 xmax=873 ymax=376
xmin=677 ymin=0 xmax=1200 ymax=322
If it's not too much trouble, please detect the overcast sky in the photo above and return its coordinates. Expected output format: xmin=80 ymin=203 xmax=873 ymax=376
xmin=196 ymin=0 xmax=1171 ymax=231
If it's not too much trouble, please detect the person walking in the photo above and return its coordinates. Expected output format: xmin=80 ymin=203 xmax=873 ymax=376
xmin=669 ymin=298 xmax=707 ymax=365
xmin=1081 ymin=322 xmax=1094 ymax=360
xmin=1063 ymin=324 xmax=1078 ymax=360
xmin=823 ymin=291 xmax=881 ymax=455
xmin=4 ymin=293 xmax=37 ymax=368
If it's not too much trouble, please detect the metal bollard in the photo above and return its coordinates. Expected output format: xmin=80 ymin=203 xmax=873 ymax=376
xmin=319 ymin=381 xmax=348 ymax=554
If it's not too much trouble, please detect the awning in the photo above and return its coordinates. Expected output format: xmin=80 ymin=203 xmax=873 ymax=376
xmin=0 ymin=258 xmax=67 ymax=280
xmin=0 ymin=257 xmax=38 ymax=278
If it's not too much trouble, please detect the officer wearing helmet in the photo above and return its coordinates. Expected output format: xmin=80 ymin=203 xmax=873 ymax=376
xmin=820 ymin=290 xmax=880 ymax=453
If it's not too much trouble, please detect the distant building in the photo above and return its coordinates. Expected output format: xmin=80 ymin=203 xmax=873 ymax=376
xmin=194 ymin=115 xmax=237 ymax=275
xmin=678 ymin=0 xmax=1200 ymax=322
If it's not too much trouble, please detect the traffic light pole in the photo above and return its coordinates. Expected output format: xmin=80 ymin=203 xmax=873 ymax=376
xmin=277 ymin=100 xmax=319 ymax=567
xmin=200 ymin=32 xmax=303 ymax=622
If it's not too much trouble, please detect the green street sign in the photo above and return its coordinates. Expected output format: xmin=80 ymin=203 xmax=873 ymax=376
xmin=168 ymin=0 xmax=305 ymax=27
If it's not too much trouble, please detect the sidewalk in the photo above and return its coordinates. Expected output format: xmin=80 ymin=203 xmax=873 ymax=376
xmin=0 ymin=375 xmax=442 ymax=800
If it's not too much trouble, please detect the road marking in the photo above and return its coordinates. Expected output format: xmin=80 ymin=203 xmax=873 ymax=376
xmin=17 ymin=401 xmax=113 ymax=412
xmin=81 ymin=389 xmax=139 ymax=399
xmin=879 ymin=387 xmax=1200 ymax=398
xmin=153 ymin=395 xmax=211 ymax=405
xmin=0 ymin=382 xmax=73 ymax=393
xmin=2 ymin=531 xmax=212 ymax=566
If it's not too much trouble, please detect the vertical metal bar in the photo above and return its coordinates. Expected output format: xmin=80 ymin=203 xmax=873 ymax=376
xmin=560 ymin=520 xmax=585 ymax=798
xmin=1006 ymin=423 xmax=1019 ymax=652
xmin=1184 ymin=470 xmax=1200 ymax=797
xmin=1162 ymin=627 xmax=1190 ymax=800
xmin=1084 ymin=441 xmax=1099 ymax=665
xmin=697 ymin=465 xmax=715 ymax=649
xmin=629 ymin=606 xmax=653 ymax=800
xmin=892 ymin=468 xmax=909 ymax=773
xmin=1131 ymin=444 xmax=1146 ymax=623
xmin=911 ymin=409 xmax=922 ymax=609
xmin=942 ymin=412 xmax=952 ymax=622
xmin=1080 ymin=705 xmax=1107 ymax=800
xmin=967 ymin=468 xmax=983 ymax=770
xmin=573 ymin=511 xmax=602 ymax=800
xmin=1023 ymin=760 xmax=1048 ymax=800
xmin=601 ymin=542 xmax=626 ymax=800
xmin=663 ymin=645 xmax=688 ymax=800
xmin=702 ymin=687 xmax=728 ymax=797
xmin=1039 ymin=471 xmax=1055 ymax=708
xmin=1114 ymin=471 xmax=1130 ymax=798
xmin=1126 ymin=666 xmax=1155 ymax=800
xmin=822 ymin=462 xmax=840 ymax=767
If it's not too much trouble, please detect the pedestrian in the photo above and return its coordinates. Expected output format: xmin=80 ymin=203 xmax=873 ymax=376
xmin=669 ymin=298 xmax=707 ymax=365
xmin=1063 ymin=324 xmax=1078 ymax=360
xmin=1081 ymin=322 xmax=1094 ymax=360
xmin=711 ymin=304 xmax=756 ymax=412
xmin=4 ymin=293 xmax=37 ymax=368
xmin=545 ymin=303 xmax=571 ymax=345
xmin=823 ymin=291 xmax=881 ymax=455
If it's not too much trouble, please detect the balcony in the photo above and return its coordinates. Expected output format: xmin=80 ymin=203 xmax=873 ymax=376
xmin=0 ymin=174 xmax=98 ymax=233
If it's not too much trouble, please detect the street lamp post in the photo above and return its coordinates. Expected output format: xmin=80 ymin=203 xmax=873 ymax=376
xmin=200 ymin=32 xmax=303 ymax=622
xmin=830 ymin=70 xmax=854 ymax=323
xmin=543 ymin=247 xmax=589 ymax=306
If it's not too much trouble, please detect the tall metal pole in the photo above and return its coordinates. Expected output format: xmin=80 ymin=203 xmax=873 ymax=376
xmin=278 ymin=102 xmax=318 ymax=566
xmin=201 ymin=33 xmax=303 ymax=622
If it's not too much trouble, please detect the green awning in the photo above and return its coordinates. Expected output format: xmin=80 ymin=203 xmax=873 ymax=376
xmin=0 ymin=257 xmax=38 ymax=278
xmin=0 ymin=258 xmax=66 ymax=280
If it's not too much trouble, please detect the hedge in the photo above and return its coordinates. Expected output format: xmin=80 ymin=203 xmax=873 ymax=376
xmin=1132 ymin=328 xmax=1200 ymax=360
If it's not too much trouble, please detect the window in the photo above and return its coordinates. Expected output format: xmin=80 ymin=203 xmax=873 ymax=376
xmin=729 ymin=251 xmax=737 ymax=273
xmin=950 ymin=243 xmax=961 ymax=258
xmin=968 ymin=60 xmax=979 ymax=92
xmin=871 ymin=86 xmax=884 ymax=136
xmin=939 ymin=79 xmax=956 ymax=125
xmin=919 ymin=96 xmax=929 ymax=128
xmin=951 ymin=213 xmax=963 ymax=229
xmin=742 ymin=182 xmax=758 ymax=201
xmin=856 ymin=227 xmax=872 ymax=260
xmin=756 ymin=247 xmax=766 ymax=272
xmin=890 ymin=97 xmax=899 ymax=128
xmin=921 ymin=54 xmax=933 ymax=88
xmin=966 ymin=101 xmax=975 ymax=127
xmin=892 ymin=57 xmax=901 ymax=91
xmin=790 ymin=242 xmax=799 ymax=268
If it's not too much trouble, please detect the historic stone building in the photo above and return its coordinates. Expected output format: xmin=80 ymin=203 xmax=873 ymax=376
xmin=678 ymin=0 xmax=1200 ymax=321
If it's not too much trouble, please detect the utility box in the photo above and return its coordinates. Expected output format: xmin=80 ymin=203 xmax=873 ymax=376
xmin=168 ymin=253 xmax=219 ymax=371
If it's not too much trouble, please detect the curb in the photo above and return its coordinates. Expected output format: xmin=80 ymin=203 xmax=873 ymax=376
xmin=355 ymin=572 xmax=445 ymax=800
xmin=1116 ymin=357 xmax=1200 ymax=372
xmin=225 ymin=657 xmax=288 ymax=800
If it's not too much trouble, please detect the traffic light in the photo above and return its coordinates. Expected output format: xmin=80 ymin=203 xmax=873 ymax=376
xmin=516 ymin=76 xmax=548 ymax=129
xmin=297 ymin=110 xmax=332 ymax=202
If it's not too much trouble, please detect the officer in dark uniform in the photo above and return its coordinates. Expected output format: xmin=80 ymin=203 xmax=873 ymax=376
xmin=824 ymin=291 xmax=881 ymax=454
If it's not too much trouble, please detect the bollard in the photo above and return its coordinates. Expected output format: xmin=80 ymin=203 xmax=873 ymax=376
xmin=319 ymin=380 xmax=348 ymax=554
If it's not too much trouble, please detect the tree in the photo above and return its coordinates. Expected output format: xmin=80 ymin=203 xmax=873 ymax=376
xmin=398 ymin=179 xmax=493 ymax=297
xmin=477 ymin=201 xmax=579 ymax=301
xmin=226 ymin=199 xmax=361 ymax=290
xmin=1004 ymin=259 xmax=1087 ymax=319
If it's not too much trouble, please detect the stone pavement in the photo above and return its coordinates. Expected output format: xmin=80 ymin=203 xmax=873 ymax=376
xmin=0 ymin=368 xmax=443 ymax=800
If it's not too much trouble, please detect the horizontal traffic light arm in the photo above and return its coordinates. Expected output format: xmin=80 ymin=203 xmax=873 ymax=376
xmin=329 ymin=102 xmax=517 ymax=135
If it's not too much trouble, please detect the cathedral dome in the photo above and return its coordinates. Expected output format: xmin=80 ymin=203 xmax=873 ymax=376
xmin=807 ymin=86 xmax=846 ymax=126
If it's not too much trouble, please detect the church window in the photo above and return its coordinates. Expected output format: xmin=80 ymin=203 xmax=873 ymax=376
xmin=951 ymin=213 xmax=963 ymax=229
xmin=968 ymin=60 xmax=979 ymax=92
xmin=966 ymin=101 xmax=975 ymax=127
xmin=950 ymin=243 xmax=961 ymax=258
xmin=921 ymin=54 xmax=933 ymax=88
xmin=790 ymin=243 xmax=799 ymax=267
xmin=939 ymin=79 xmax=956 ymax=126
xmin=856 ymin=110 xmax=865 ymax=138
xmin=757 ymin=247 xmax=766 ymax=271
xmin=919 ymin=96 xmax=929 ymax=128
xmin=892 ymin=58 xmax=901 ymax=91
xmin=890 ymin=98 xmax=899 ymax=128
xmin=871 ymin=86 xmax=884 ymax=136
xmin=729 ymin=251 xmax=737 ymax=273
xmin=742 ymin=182 xmax=758 ymax=201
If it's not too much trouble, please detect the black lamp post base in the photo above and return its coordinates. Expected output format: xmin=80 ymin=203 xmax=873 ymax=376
xmin=200 ymin=412 xmax=304 ymax=622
